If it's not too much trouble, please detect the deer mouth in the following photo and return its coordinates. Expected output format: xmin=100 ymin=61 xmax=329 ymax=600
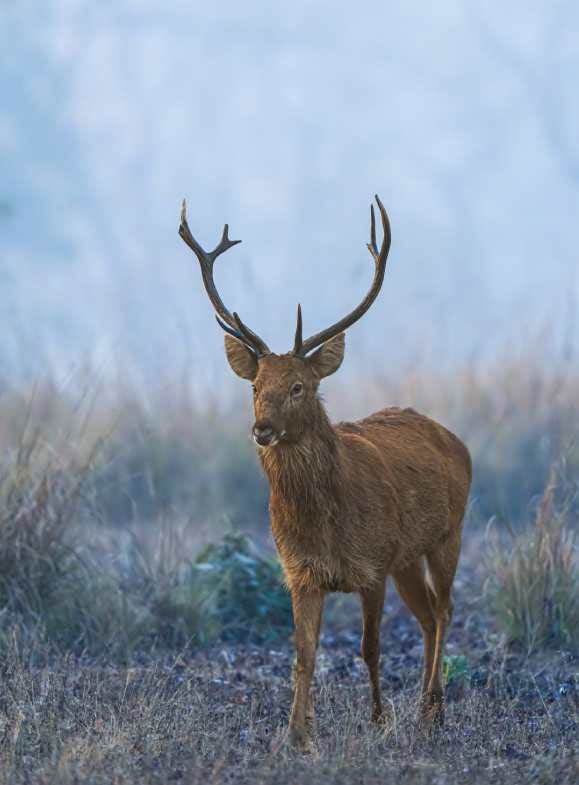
xmin=252 ymin=425 xmax=286 ymax=448
xmin=253 ymin=434 xmax=279 ymax=448
xmin=253 ymin=423 xmax=277 ymax=447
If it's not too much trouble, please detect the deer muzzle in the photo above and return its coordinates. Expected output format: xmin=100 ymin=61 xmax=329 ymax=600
xmin=252 ymin=421 xmax=278 ymax=447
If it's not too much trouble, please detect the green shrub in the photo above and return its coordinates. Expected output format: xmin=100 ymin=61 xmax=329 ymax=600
xmin=485 ymin=468 xmax=579 ymax=653
xmin=186 ymin=531 xmax=292 ymax=644
xmin=443 ymin=654 xmax=469 ymax=688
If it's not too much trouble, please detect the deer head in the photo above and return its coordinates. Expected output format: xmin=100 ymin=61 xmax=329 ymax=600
xmin=178 ymin=196 xmax=391 ymax=448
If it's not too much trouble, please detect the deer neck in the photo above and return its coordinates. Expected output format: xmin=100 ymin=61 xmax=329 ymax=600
xmin=258 ymin=402 xmax=342 ymax=510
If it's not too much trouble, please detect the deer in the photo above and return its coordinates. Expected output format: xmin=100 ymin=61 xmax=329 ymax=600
xmin=178 ymin=195 xmax=472 ymax=751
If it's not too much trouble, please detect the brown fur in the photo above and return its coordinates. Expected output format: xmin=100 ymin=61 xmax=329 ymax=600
xmin=224 ymin=337 xmax=472 ymax=749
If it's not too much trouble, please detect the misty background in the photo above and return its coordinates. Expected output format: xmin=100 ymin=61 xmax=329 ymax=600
xmin=1 ymin=0 xmax=578 ymax=389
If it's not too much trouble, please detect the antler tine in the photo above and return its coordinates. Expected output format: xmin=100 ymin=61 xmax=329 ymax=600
xmin=215 ymin=314 xmax=247 ymax=343
xmin=179 ymin=199 xmax=270 ymax=357
xmin=294 ymin=194 xmax=391 ymax=357
xmin=212 ymin=223 xmax=242 ymax=260
xmin=179 ymin=200 xmax=242 ymax=263
xmin=232 ymin=312 xmax=271 ymax=357
xmin=367 ymin=203 xmax=377 ymax=259
xmin=215 ymin=313 xmax=270 ymax=357
xmin=293 ymin=304 xmax=303 ymax=354
xmin=367 ymin=195 xmax=390 ymax=263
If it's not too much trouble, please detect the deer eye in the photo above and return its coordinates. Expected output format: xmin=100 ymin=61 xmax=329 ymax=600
xmin=290 ymin=382 xmax=304 ymax=398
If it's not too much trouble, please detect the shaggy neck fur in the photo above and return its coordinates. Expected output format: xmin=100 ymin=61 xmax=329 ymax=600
xmin=258 ymin=399 xmax=343 ymax=518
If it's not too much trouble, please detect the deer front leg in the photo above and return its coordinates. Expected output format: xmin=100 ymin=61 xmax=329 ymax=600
xmin=288 ymin=588 xmax=324 ymax=751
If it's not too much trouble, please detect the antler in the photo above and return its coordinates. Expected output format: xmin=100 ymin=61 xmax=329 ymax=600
xmin=293 ymin=194 xmax=391 ymax=357
xmin=179 ymin=200 xmax=270 ymax=357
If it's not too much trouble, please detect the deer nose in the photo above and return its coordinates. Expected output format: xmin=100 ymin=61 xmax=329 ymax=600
xmin=252 ymin=422 xmax=275 ymax=447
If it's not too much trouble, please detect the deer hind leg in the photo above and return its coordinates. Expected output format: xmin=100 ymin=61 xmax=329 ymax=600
xmin=392 ymin=559 xmax=437 ymax=703
xmin=423 ymin=530 xmax=462 ymax=728
xmin=288 ymin=588 xmax=325 ymax=751
xmin=360 ymin=578 xmax=387 ymax=722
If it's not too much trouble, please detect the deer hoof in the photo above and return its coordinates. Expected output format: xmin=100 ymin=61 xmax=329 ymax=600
xmin=288 ymin=725 xmax=316 ymax=754
xmin=372 ymin=705 xmax=395 ymax=736
xmin=418 ymin=692 xmax=445 ymax=733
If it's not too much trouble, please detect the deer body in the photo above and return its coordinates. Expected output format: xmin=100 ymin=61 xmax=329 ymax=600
xmin=179 ymin=195 xmax=472 ymax=750
xmin=263 ymin=403 xmax=471 ymax=596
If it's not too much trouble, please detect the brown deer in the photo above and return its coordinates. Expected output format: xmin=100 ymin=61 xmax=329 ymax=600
xmin=178 ymin=196 xmax=471 ymax=750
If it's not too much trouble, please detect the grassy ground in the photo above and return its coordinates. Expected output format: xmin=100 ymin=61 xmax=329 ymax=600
xmin=0 ymin=564 xmax=576 ymax=784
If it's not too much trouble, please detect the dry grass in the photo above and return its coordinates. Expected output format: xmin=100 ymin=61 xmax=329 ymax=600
xmin=2 ymin=345 xmax=579 ymax=533
xmin=0 ymin=589 xmax=576 ymax=785
xmin=0 ymin=394 xmax=102 ymax=647
xmin=485 ymin=466 xmax=579 ymax=654
xmin=0 ymin=405 xmax=289 ymax=658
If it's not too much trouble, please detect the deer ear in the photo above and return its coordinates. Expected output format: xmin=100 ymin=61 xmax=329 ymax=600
xmin=224 ymin=335 xmax=258 ymax=380
xmin=307 ymin=333 xmax=345 ymax=378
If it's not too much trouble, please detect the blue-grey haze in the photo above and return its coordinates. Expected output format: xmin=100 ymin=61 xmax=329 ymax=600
xmin=1 ymin=1 xmax=578 ymax=388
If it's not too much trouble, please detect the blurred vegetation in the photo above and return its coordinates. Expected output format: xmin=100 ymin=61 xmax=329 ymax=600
xmin=0 ymin=349 xmax=577 ymax=657
xmin=1 ymin=350 xmax=578 ymax=532
xmin=485 ymin=466 xmax=579 ymax=654
xmin=0 ymin=377 xmax=269 ymax=531
xmin=0 ymin=409 xmax=98 ymax=618
xmin=0 ymin=402 xmax=289 ymax=657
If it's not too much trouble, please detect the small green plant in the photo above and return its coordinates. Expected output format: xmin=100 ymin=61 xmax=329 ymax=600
xmin=486 ymin=468 xmax=579 ymax=654
xmin=187 ymin=530 xmax=293 ymax=644
xmin=443 ymin=654 xmax=469 ymax=687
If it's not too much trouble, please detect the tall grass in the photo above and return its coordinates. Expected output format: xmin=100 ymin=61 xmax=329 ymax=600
xmin=0 ymin=347 xmax=577 ymax=657
xmin=0 ymin=389 xmax=99 ymax=612
xmin=0 ymin=376 xmax=268 ymax=531
xmin=485 ymin=466 xmax=579 ymax=653
xmin=0 ymin=386 xmax=290 ymax=657
xmin=3 ymin=349 xmax=579 ymax=532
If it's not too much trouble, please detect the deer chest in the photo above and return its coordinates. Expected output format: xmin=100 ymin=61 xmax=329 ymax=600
xmin=270 ymin=515 xmax=380 ymax=594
